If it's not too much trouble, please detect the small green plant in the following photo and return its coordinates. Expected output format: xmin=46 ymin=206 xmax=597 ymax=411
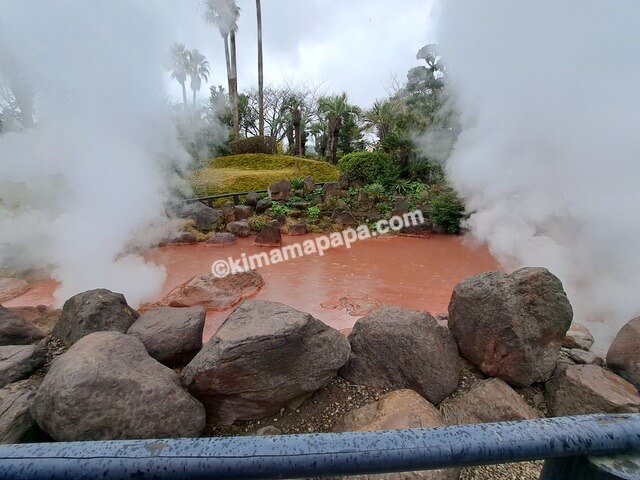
xmin=290 ymin=177 xmax=305 ymax=190
xmin=377 ymin=202 xmax=393 ymax=214
xmin=313 ymin=186 xmax=325 ymax=196
xmin=307 ymin=205 xmax=321 ymax=220
xmin=391 ymin=179 xmax=412 ymax=195
xmin=269 ymin=202 xmax=290 ymax=216
xmin=409 ymin=181 xmax=427 ymax=194
xmin=348 ymin=186 xmax=361 ymax=196
xmin=288 ymin=195 xmax=305 ymax=204
xmin=256 ymin=192 xmax=269 ymax=200
xmin=247 ymin=215 xmax=269 ymax=231
xmin=428 ymin=186 xmax=465 ymax=233
xmin=362 ymin=182 xmax=388 ymax=201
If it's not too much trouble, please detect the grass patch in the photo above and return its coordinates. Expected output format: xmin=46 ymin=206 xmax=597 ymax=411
xmin=191 ymin=154 xmax=340 ymax=197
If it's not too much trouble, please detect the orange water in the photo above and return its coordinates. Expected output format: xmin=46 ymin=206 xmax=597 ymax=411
xmin=6 ymin=235 xmax=499 ymax=340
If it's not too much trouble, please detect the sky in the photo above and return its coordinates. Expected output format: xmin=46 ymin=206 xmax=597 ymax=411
xmin=166 ymin=0 xmax=437 ymax=108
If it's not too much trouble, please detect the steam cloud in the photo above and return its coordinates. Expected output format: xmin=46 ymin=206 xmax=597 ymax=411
xmin=436 ymin=0 xmax=640 ymax=346
xmin=0 ymin=1 xmax=192 ymax=306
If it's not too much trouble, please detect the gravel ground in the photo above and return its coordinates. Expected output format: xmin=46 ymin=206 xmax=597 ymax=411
xmin=461 ymin=461 xmax=544 ymax=480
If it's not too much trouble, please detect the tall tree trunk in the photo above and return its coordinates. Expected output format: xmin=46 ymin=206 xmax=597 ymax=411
xmin=328 ymin=114 xmax=341 ymax=164
xmin=256 ymin=0 xmax=265 ymax=136
xmin=293 ymin=108 xmax=302 ymax=156
xmin=181 ymin=82 xmax=188 ymax=115
xmin=192 ymin=89 xmax=197 ymax=110
xmin=223 ymin=34 xmax=232 ymax=97
xmin=286 ymin=124 xmax=294 ymax=154
xmin=230 ymin=30 xmax=240 ymax=141
xmin=301 ymin=131 xmax=308 ymax=157
xmin=319 ymin=134 xmax=328 ymax=157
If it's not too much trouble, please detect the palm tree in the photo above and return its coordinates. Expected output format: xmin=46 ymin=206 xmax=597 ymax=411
xmin=363 ymin=99 xmax=403 ymax=144
xmin=169 ymin=43 xmax=189 ymax=114
xmin=187 ymin=49 xmax=210 ymax=109
xmin=204 ymin=0 xmax=241 ymax=140
xmin=318 ymin=93 xmax=359 ymax=164
xmin=256 ymin=0 xmax=264 ymax=136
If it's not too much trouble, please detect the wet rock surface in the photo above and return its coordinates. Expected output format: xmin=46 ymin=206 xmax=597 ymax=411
xmin=226 ymin=220 xmax=251 ymax=237
xmin=206 ymin=232 xmax=237 ymax=246
xmin=175 ymin=202 xmax=223 ymax=231
xmin=340 ymin=306 xmax=460 ymax=404
xmin=53 ymin=289 xmax=139 ymax=347
xmin=607 ymin=316 xmax=640 ymax=390
xmin=181 ymin=300 xmax=350 ymax=425
xmin=0 ymin=378 xmax=41 ymax=444
xmin=0 ymin=278 xmax=29 ymax=303
xmin=0 ymin=306 xmax=46 ymax=346
xmin=0 ymin=342 xmax=45 ymax=388
xmin=31 ymin=331 xmax=205 ymax=441
xmin=448 ymin=268 xmax=573 ymax=387
xmin=127 ymin=306 xmax=205 ymax=366
xmin=546 ymin=364 xmax=640 ymax=416
xmin=163 ymin=270 xmax=264 ymax=310
xmin=254 ymin=224 xmax=282 ymax=247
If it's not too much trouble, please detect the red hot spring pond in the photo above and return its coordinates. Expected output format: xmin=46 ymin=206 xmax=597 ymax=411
xmin=6 ymin=234 xmax=499 ymax=341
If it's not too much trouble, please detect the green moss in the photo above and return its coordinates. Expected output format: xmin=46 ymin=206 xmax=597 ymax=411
xmin=191 ymin=154 xmax=340 ymax=197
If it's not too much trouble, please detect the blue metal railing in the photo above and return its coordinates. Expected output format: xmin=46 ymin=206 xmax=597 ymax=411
xmin=0 ymin=414 xmax=638 ymax=479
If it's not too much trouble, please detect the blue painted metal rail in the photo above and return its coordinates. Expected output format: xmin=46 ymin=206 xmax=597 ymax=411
xmin=0 ymin=414 xmax=638 ymax=479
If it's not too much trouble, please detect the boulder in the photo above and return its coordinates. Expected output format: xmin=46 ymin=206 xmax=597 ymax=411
xmin=339 ymin=306 xmax=460 ymax=404
xmin=333 ymin=389 xmax=460 ymax=480
xmin=256 ymin=197 xmax=272 ymax=214
xmin=0 ymin=278 xmax=29 ymax=302
xmin=5 ymin=306 xmax=61 ymax=336
xmin=206 ymin=232 xmax=237 ymax=247
xmin=181 ymin=300 xmax=350 ymax=425
xmin=448 ymin=268 xmax=573 ymax=387
xmin=546 ymin=364 xmax=640 ymax=416
xmin=303 ymin=176 xmax=315 ymax=195
xmin=441 ymin=378 xmax=539 ymax=425
xmin=338 ymin=173 xmax=350 ymax=190
xmin=323 ymin=182 xmax=341 ymax=198
xmin=31 ymin=332 xmax=205 ymax=441
xmin=562 ymin=322 xmax=594 ymax=351
xmin=159 ymin=232 xmax=197 ymax=246
xmin=254 ymin=225 xmax=282 ymax=247
xmin=566 ymin=348 xmax=604 ymax=366
xmin=245 ymin=192 xmax=259 ymax=207
xmin=607 ymin=317 xmax=640 ymax=390
xmin=163 ymin=271 xmax=264 ymax=310
xmin=221 ymin=202 xmax=236 ymax=223
xmin=176 ymin=202 xmax=223 ymax=231
xmin=288 ymin=222 xmax=308 ymax=236
xmin=268 ymin=180 xmax=291 ymax=202
xmin=127 ymin=306 xmax=205 ymax=366
xmin=0 ymin=378 xmax=41 ymax=444
xmin=53 ymin=289 xmax=139 ymax=347
xmin=226 ymin=220 xmax=251 ymax=237
xmin=0 ymin=306 xmax=46 ymax=346
xmin=332 ymin=208 xmax=356 ymax=227
xmin=0 ymin=343 xmax=45 ymax=388
xmin=234 ymin=205 xmax=253 ymax=220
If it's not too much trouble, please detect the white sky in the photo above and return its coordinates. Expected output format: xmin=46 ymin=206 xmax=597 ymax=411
xmin=166 ymin=0 xmax=437 ymax=108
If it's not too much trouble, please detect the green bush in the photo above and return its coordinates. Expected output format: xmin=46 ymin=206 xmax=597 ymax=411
xmin=428 ymin=186 xmax=465 ymax=233
xmin=409 ymin=161 xmax=445 ymax=185
xmin=307 ymin=205 xmax=321 ymax=220
xmin=269 ymin=202 xmax=290 ymax=217
xmin=247 ymin=215 xmax=269 ymax=231
xmin=362 ymin=182 xmax=388 ymax=201
xmin=338 ymin=151 xmax=400 ymax=186
xmin=290 ymin=177 xmax=305 ymax=190
xmin=230 ymin=136 xmax=277 ymax=155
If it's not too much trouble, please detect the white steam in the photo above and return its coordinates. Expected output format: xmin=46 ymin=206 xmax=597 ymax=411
xmin=0 ymin=1 xmax=192 ymax=306
xmin=436 ymin=0 xmax=640 ymax=346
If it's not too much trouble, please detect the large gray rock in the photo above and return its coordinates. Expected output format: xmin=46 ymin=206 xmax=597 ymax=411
xmin=206 ymin=232 xmax=237 ymax=247
xmin=234 ymin=205 xmax=253 ymax=220
xmin=332 ymin=389 xmax=460 ymax=480
xmin=563 ymin=322 xmax=594 ymax=351
xmin=226 ymin=220 xmax=251 ymax=237
xmin=0 ymin=306 xmax=46 ymax=346
xmin=31 ymin=332 xmax=205 ymax=441
xmin=53 ymin=289 xmax=139 ymax=347
xmin=182 ymin=300 xmax=350 ymax=425
xmin=546 ymin=364 xmax=640 ymax=416
xmin=128 ymin=307 xmax=205 ymax=366
xmin=254 ymin=225 xmax=282 ymax=247
xmin=607 ymin=317 xmax=640 ymax=390
xmin=176 ymin=202 xmax=223 ymax=231
xmin=0 ymin=278 xmax=29 ymax=302
xmin=441 ymin=378 xmax=539 ymax=425
xmin=339 ymin=306 xmax=460 ymax=404
xmin=256 ymin=197 xmax=272 ymax=214
xmin=0 ymin=378 xmax=41 ymax=444
xmin=268 ymin=180 xmax=291 ymax=202
xmin=448 ymin=268 xmax=573 ymax=387
xmin=0 ymin=343 xmax=45 ymax=388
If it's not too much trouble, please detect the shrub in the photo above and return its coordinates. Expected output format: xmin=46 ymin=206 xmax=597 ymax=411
xmin=269 ymin=202 xmax=290 ymax=216
xmin=362 ymin=182 xmax=388 ymax=201
xmin=307 ymin=205 xmax=321 ymax=220
xmin=231 ymin=136 xmax=277 ymax=155
xmin=428 ymin=186 xmax=465 ymax=234
xmin=247 ymin=215 xmax=269 ymax=231
xmin=191 ymin=154 xmax=339 ymax=197
xmin=290 ymin=177 xmax=305 ymax=190
xmin=409 ymin=161 xmax=445 ymax=185
xmin=338 ymin=151 xmax=400 ymax=186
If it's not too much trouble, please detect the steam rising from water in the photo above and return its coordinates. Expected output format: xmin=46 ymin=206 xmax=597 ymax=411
xmin=436 ymin=0 xmax=640 ymax=345
xmin=0 ymin=1 xmax=191 ymax=306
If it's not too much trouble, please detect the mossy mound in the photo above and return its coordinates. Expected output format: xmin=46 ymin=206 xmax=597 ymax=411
xmin=191 ymin=154 xmax=340 ymax=197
